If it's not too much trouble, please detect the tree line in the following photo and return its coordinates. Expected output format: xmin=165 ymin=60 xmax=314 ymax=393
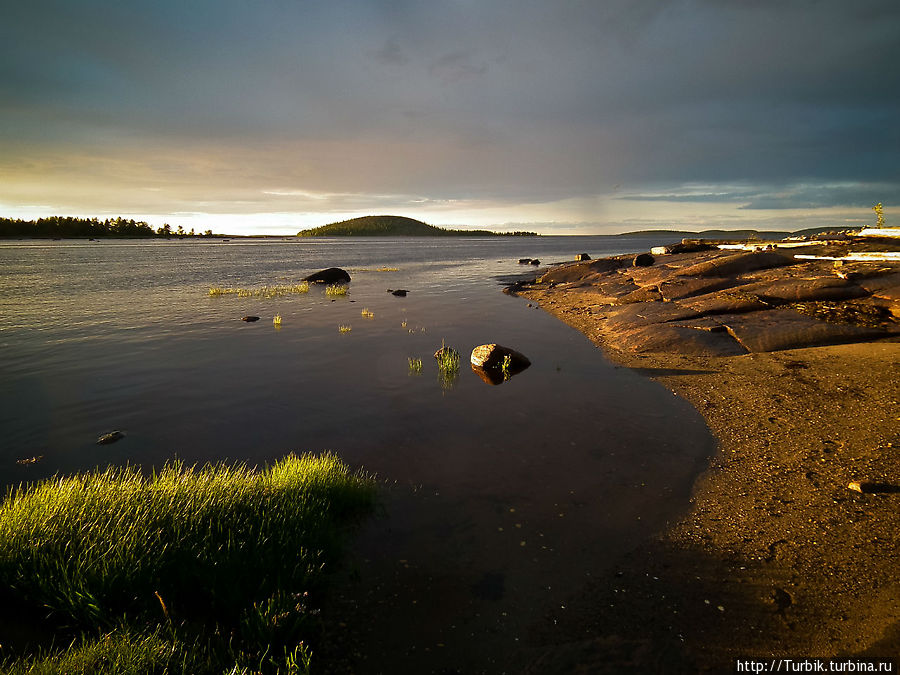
xmin=0 ymin=216 xmax=215 ymax=238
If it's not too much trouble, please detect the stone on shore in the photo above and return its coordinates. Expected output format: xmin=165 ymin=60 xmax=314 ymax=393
xmin=678 ymin=251 xmax=792 ymax=278
xmin=575 ymin=253 xmax=591 ymax=261
xmin=632 ymin=253 xmax=655 ymax=267
xmin=304 ymin=267 xmax=351 ymax=284
xmin=717 ymin=309 xmax=895 ymax=353
xmin=515 ymin=239 xmax=900 ymax=355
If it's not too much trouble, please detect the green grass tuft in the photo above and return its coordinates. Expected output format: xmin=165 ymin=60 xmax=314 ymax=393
xmin=435 ymin=342 xmax=460 ymax=389
xmin=408 ymin=357 xmax=423 ymax=375
xmin=0 ymin=454 xmax=374 ymax=673
xmin=324 ymin=284 xmax=347 ymax=297
xmin=208 ymin=283 xmax=309 ymax=298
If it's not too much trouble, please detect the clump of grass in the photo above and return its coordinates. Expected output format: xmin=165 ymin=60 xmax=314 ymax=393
xmin=273 ymin=314 xmax=282 ymax=326
xmin=434 ymin=342 xmax=460 ymax=389
xmin=339 ymin=325 xmax=352 ymax=333
xmin=3 ymin=626 xmax=180 ymax=675
xmin=325 ymin=284 xmax=347 ymax=297
xmin=208 ymin=283 xmax=309 ymax=299
xmin=0 ymin=454 xmax=375 ymax=673
xmin=376 ymin=267 xmax=399 ymax=272
xmin=408 ymin=357 xmax=423 ymax=375
xmin=501 ymin=354 xmax=512 ymax=381
xmin=361 ymin=308 xmax=374 ymax=319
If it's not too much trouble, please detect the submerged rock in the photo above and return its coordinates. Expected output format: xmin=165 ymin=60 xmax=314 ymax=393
xmin=388 ymin=289 xmax=408 ymax=297
xmin=304 ymin=267 xmax=351 ymax=284
xmin=97 ymin=430 xmax=125 ymax=445
xmin=241 ymin=316 xmax=260 ymax=322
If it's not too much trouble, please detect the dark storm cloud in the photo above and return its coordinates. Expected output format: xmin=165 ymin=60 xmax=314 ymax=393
xmin=1 ymin=0 xmax=899 ymax=218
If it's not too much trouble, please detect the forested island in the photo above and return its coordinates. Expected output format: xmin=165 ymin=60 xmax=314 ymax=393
xmin=0 ymin=217 xmax=215 ymax=238
xmin=296 ymin=215 xmax=538 ymax=237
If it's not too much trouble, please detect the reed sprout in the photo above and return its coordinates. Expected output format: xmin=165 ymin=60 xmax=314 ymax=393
xmin=325 ymin=284 xmax=348 ymax=297
xmin=435 ymin=342 xmax=460 ymax=389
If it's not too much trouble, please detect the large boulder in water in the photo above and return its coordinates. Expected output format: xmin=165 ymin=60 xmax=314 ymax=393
xmin=471 ymin=344 xmax=530 ymax=370
xmin=470 ymin=344 xmax=531 ymax=384
xmin=304 ymin=267 xmax=351 ymax=284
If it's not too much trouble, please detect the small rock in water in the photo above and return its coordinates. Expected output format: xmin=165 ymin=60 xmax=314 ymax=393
xmin=575 ymin=253 xmax=591 ymax=261
xmin=530 ymin=259 xmax=541 ymax=266
xmin=16 ymin=455 xmax=43 ymax=465
xmin=391 ymin=289 xmax=408 ymax=297
xmin=97 ymin=431 xmax=125 ymax=445
xmin=518 ymin=258 xmax=533 ymax=264
xmin=241 ymin=316 xmax=260 ymax=322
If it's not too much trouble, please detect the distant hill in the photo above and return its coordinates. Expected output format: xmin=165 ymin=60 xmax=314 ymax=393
xmin=297 ymin=215 xmax=537 ymax=237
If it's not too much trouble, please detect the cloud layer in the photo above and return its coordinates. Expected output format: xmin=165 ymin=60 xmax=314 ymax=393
xmin=1 ymin=0 xmax=898 ymax=232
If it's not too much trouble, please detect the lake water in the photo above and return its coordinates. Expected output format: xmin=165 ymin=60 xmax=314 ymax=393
xmin=0 ymin=235 xmax=712 ymax=672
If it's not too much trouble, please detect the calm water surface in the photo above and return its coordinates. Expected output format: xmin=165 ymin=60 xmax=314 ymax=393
xmin=0 ymin=236 xmax=710 ymax=672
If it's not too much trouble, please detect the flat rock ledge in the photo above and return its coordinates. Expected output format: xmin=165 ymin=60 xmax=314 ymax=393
xmin=513 ymin=244 xmax=900 ymax=356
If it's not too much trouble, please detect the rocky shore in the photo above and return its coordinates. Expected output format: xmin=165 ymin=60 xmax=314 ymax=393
xmin=510 ymin=234 xmax=900 ymax=671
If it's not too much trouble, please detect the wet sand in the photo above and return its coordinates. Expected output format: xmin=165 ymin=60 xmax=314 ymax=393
xmin=515 ymin=272 xmax=900 ymax=672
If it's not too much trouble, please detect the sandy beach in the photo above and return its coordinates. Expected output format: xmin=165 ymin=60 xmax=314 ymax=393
xmin=514 ymin=244 xmax=900 ymax=671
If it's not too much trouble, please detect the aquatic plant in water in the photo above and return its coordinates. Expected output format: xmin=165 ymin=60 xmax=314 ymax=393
xmin=325 ymin=284 xmax=348 ymax=297
xmin=361 ymin=308 xmax=375 ymax=318
xmin=408 ymin=357 xmax=423 ymax=375
xmin=501 ymin=354 xmax=512 ymax=381
xmin=339 ymin=325 xmax=352 ymax=333
xmin=208 ymin=282 xmax=309 ymax=298
xmin=435 ymin=341 xmax=460 ymax=389
xmin=273 ymin=314 xmax=282 ymax=326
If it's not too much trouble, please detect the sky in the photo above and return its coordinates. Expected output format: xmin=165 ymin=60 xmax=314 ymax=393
xmin=1 ymin=0 xmax=899 ymax=235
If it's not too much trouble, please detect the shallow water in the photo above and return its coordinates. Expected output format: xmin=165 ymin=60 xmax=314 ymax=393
xmin=0 ymin=236 xmax=711 ymax=670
